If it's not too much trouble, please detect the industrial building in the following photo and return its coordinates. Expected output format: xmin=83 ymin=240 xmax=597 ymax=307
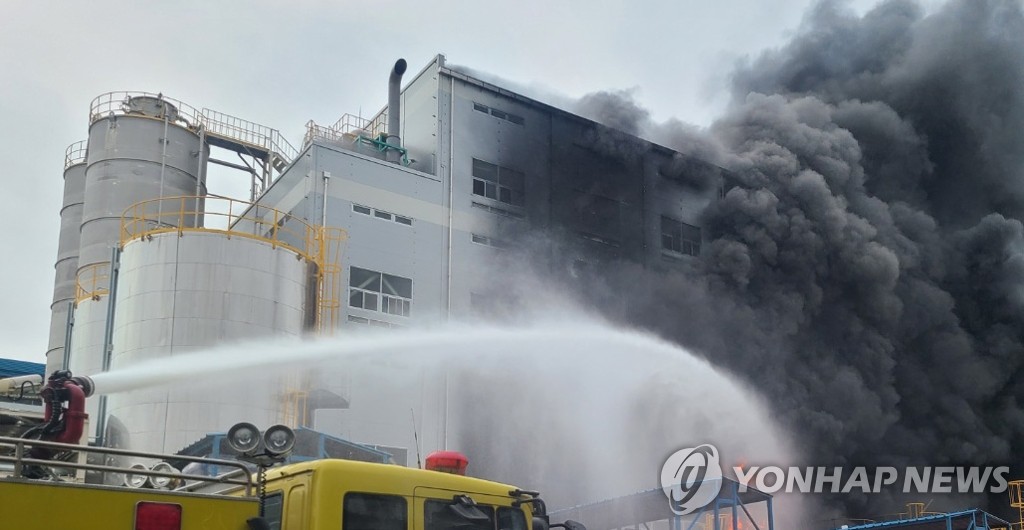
xmin=43 ymin=55 xmax=720 ymax=463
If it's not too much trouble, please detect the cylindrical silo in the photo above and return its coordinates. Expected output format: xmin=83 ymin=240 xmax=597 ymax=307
xmin=69 ymin=94 xmax=209 ymax=434
xmin=79 ymin=94 xmax=207 ymax=272
xmin=46 ymin=141 xmax=88 ymax=376
xmin=68 ymin=295 xmax=108 ymax=417
xmin=105 ymin=229 xmax=313 ymax=454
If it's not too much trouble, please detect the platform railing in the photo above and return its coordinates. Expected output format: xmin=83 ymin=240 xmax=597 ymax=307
xmin=365 ymin=109 xmax=388 ymax=138
xmin=304 ymin=110 xmax=389 ymax=149
xmin=199 ymin=108 xmax=298 ymax=162
xmin=0 ymin=435 xmax=254 ymax=495
xmin=120 ymin=195 xmax=345 ymax=286
xmin=303 ymin=120 xmax=344 ymax=147
xmin=75 ymin=263 xmax=109 ymax=303
xmin=330 ymin=113 xmax=373 ymax=135
xmin=88 ymin=91 xmax=296 ymax=174
xmin=64 ymin=140 xmax=88 ymax=170
xmin=120 ymin=195 xmax=317 ymax=262
xmin=89 ymin=91 xmax=203 ymax=127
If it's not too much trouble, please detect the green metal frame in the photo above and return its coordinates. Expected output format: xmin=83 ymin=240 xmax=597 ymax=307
xmin=353 ymin=134 xmax=411 ymax=166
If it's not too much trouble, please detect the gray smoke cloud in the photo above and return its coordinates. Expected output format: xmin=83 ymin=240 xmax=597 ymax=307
xmin=463 ymin=0 xmax=1024 ymax=523
xmin=715 ymin=0 xmax=1024 ymax=481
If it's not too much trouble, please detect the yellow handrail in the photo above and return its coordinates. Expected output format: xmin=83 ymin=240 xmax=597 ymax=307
xmin=119 ymin=195 xmax=324 ymax=262
xmin=1010 ymin=480 xmax=1024 ymax=530
xmin=119 ymin=195 xmax=347 ymax=332
xmin=75 ymin=263 xmax=109 ymax=303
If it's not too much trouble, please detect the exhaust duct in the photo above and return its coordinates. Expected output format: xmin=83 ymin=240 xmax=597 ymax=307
xmin=386 ymin=58 xmax=407 ymax=163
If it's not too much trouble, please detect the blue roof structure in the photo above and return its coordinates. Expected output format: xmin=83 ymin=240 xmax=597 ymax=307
xmin=0 ymin=358 xmax=45 ymax=379
xmin=834 ymin=509 xmax=1011 ymax=530
xmin=552 ymin=478 xmax=775 ymax=530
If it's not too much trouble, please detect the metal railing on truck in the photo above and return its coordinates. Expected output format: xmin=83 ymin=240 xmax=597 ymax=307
xmin=0 ymin=435 xmax=255 ymax=495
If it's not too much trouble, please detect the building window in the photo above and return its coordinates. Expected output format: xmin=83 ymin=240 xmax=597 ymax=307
xmin=661 ymin=216 xmax=701 ymax=256
xmin=353 ymin=204 xmax=413 ymax=227
xmin=347 ymin=315 xmax=402 ymax=328
xmin=472 ymin=158 xmax=524 ymax=207
xmin=471 ymin=201 xmax=524 ymax=219
xmin=349 ymin=266 xmax=413 ymax=317
xmin=344 ymin=493 xmax=407 ymax=530
xmin=473 ymin=102 xmax=525 ymax=126
xmin=471 ymin=233 xmax=507 ymax=249
xmin=573 ymin=192 xmax=621 ymax=244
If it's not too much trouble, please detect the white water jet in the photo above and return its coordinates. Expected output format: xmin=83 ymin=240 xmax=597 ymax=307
xmin=88 ymin=313 xmax=806 ymax=528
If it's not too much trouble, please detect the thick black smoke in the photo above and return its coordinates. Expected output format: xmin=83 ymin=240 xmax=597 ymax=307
xmin=618 ymin=0 xmax=1021 ymax=519
xmin=503 ymin=0 xmax=1024 ymax=522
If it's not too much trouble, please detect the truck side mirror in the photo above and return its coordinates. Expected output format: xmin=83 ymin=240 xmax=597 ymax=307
xmin=534 ymin=517 xmax=550 ymax=530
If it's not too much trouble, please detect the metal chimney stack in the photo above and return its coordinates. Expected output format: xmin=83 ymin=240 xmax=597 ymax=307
xmin=386 ymin=58 xmax=407 ymax=163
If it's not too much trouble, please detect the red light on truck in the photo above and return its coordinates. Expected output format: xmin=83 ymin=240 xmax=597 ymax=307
xmin=135 ymin=502 xmax=182 ymax=530
xmin=425 ymin=450 xmax=469 ymax=475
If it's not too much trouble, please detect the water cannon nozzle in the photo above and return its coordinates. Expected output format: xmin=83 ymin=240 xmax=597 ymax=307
xmin=70 ymin=375 xmax=95 ymax=397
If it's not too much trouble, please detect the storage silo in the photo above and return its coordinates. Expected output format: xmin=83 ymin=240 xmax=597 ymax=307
xmin=105 ymin=199 xmax=320 ymax=454
xmin=69 ymin=93 xmax=208 ymax=433
xmin=79 ymin=93 xmax=207 ymax=272
xmin=46 ymin=140 xmax=88 ymax=376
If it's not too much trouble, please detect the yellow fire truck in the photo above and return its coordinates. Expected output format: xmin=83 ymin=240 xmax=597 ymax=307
xmin=0 ymin=371 xmax=581 ymax=530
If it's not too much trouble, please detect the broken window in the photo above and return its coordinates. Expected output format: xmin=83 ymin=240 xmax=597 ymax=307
xmin=472 ymin=158 xmax=525 ymax=207
xmin=661 ymin=215 xmax=701 ymax=256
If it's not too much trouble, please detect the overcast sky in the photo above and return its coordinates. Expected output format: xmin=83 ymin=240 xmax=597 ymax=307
xmin=0 ymin=0 xmax=890 ymax=364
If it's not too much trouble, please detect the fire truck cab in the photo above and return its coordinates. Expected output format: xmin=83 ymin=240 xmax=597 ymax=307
xmin=257 ymin=457 xmax=546 ymax=530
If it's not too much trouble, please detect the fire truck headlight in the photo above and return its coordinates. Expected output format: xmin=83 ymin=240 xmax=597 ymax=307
xmin=227 ymin=422 xmax=261 ymax=454
xmin=263 ymin=425 xmax=295 ymax=456
xmin=125 ymin=463 xmax=149 ymax=488
xmin=147 ymin=461 xmax=179 ymax=489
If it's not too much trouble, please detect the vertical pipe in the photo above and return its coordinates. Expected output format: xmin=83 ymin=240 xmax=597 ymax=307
xmin=96 ymin=246 xmax=120 ymax=446
xmin=386 ymin=59 xmax=408 ymax=163
xmin=195 ymin=125 xmax=205 ymax=227
xmin=13 ymin=442 xmax=23 ymax=478
xmin=445 ymin=74 xmax=455 ymax=319
xmin=157 ymin=110 xmax=170 ymax=219
xmin=731 ymin=482 xmax=739 ymax=530
xmin=61 ymin=301 xmax=74 ymax=370
xmin=322 ymin=171 xmax=330 ymax=228
xmin=318 ymin=171 xmax=330 ymax=335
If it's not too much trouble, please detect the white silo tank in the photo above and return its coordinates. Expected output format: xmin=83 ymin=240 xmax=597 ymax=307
xmin=46 ymin=140 xmax=88 ymax=376
xmin=69 ymin=94 xmax=209 ymax=436
xmin=78 ymin=94 xmax=208 ymax=271
xmin=105 ymin=226 xmax=314 ymax=454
